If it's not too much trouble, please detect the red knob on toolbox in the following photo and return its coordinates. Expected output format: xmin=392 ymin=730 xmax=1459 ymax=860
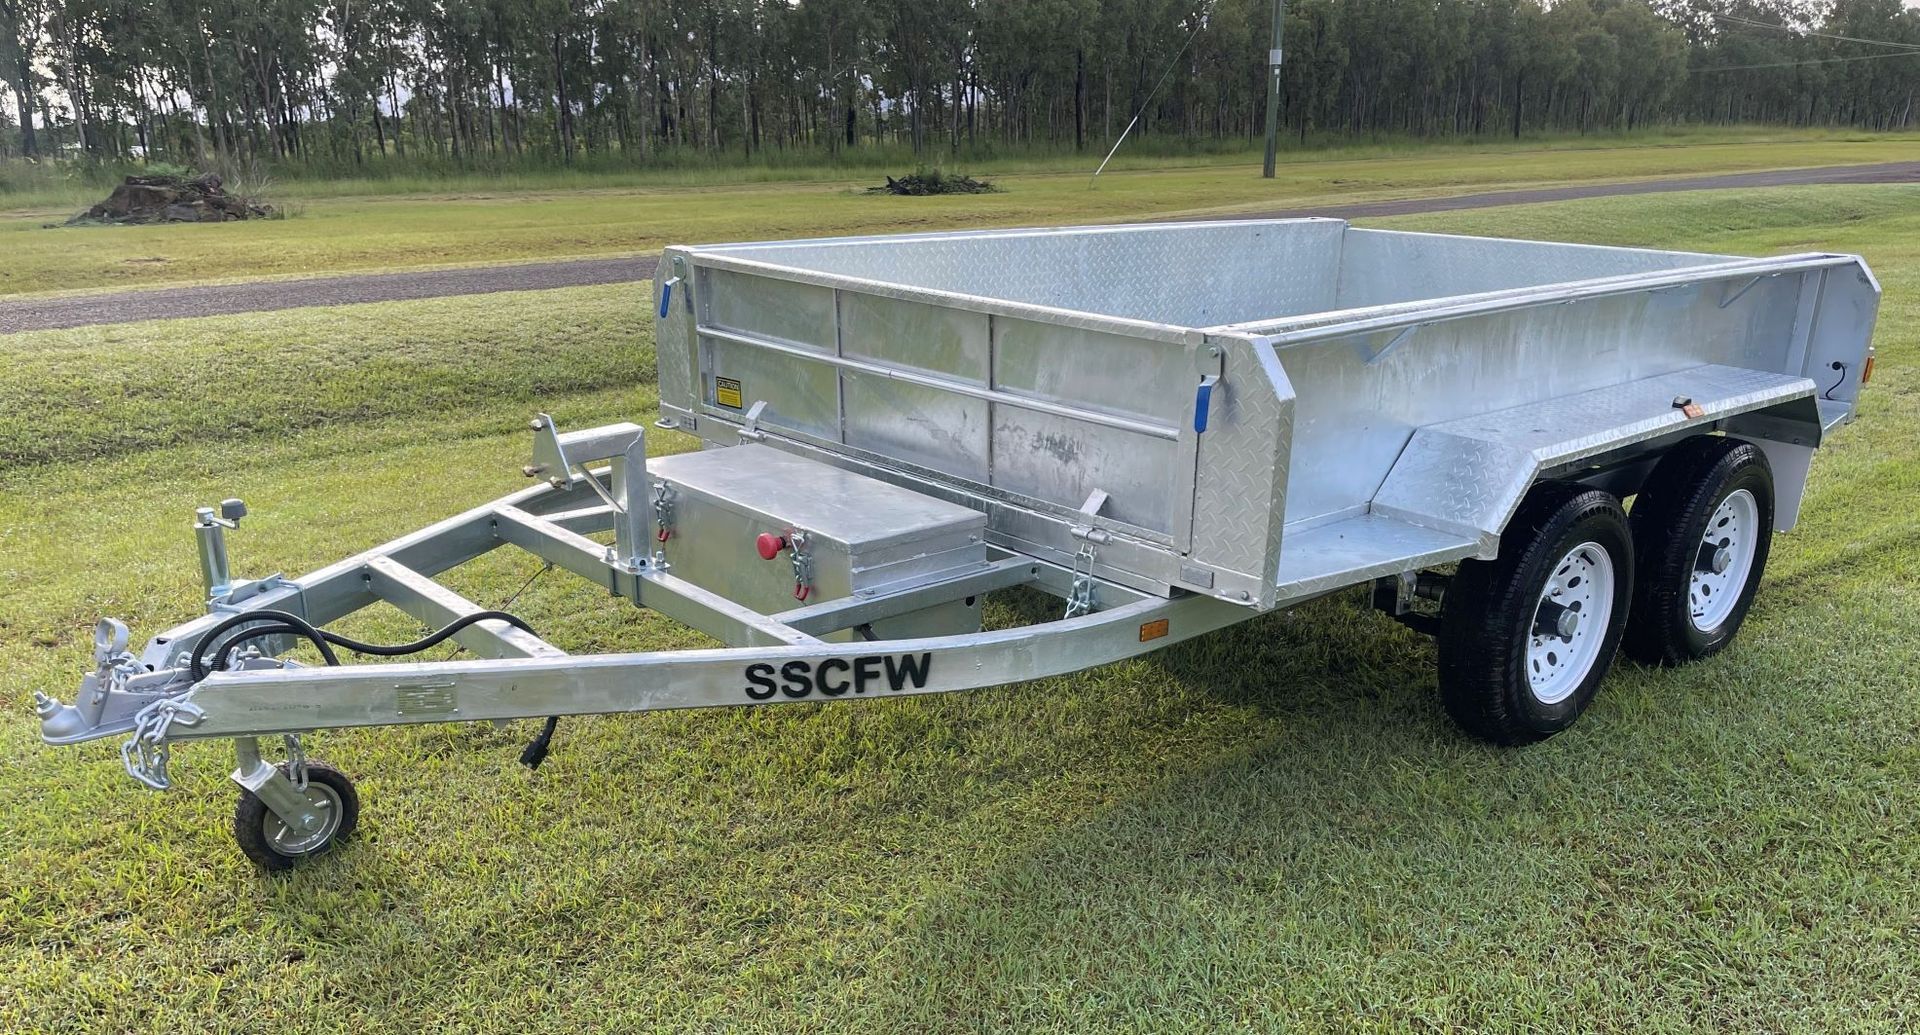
xmin=755 ymin=532 xmax=788 ymax=560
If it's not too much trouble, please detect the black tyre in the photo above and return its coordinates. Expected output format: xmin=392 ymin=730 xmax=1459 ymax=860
xmin=234 ymin=762 xmax=359 ymax=872
xmin=1623 ymin=436 xmax=1774 ymax=666
xmin=1438 ymin=483 xmax=1634 ymax=745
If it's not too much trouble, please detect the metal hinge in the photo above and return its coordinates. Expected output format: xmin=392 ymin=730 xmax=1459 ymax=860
xmin=738 ymin=400 xmax=769 ymax=443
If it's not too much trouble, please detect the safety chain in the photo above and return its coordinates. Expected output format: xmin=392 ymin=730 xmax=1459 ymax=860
xmin=120 ymin=698 xmax=207 ymax=790
xmin=283 ymin=733 xmax=310 ymax=791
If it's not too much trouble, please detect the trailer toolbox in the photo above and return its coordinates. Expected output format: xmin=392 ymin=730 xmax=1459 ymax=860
xmin=648 ymin=444 xmax=986 ymax=640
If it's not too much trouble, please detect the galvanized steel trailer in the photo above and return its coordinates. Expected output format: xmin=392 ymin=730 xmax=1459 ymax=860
xmin=37 ymin=219 xmax=1880 ymax=870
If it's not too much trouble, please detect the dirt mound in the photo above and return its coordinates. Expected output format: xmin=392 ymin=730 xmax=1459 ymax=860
xmin=72 ymin=174 xmax=275 ymax=225
xmin=868 ymin=170 xmax=997 ymax=196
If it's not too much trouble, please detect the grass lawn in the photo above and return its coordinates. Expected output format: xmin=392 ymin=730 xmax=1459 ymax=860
xmin=0 ymin=130 xmax=1915 ymax=297
xmin=2 ymin=184 xmax=1917 ymax=1031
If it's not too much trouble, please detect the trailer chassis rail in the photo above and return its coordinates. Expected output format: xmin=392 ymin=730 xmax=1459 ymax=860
xmin=34 ymin=415 xmax=1249 ymax=868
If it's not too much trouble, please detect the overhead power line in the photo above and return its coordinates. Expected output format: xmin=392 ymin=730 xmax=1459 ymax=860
xmin=1715 ymin=14 xmax=1920 ymax=53
xmin=1697 ymin=49 xmax=1920 ymax=73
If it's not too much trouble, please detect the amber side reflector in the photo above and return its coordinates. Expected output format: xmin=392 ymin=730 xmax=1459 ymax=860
xmin=1139 ymin=618 xmax=1170 ymax=642
xmin=1862 ymin=353 xmax=1875 ymax=384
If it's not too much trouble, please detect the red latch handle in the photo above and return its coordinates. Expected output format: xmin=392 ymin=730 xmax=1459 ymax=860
xmin=755 ymin=532 xmax=788 ymax=560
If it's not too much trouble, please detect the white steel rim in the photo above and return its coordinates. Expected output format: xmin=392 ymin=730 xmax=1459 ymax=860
xmin=264 ymin=783 xmax=343 ymax=856
xmin=1528 ymin=541 xmax=1616 ymax=706
xmin=1690 ymin=488 xmax=1759 ymax=632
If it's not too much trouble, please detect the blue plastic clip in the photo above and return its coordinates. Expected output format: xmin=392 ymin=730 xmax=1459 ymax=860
xmin=1193 ymin=377 xmax=1218 ymax=434
xmin=657 ymin=279 xmax=674 ymax=319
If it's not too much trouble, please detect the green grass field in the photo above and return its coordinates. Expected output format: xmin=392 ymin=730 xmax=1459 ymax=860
xmin=1 ymin=125 xmax=1883 ymax=208
xmin=2 ymin=131 xmax=1915 ymax=297
xmin=2 ymin=183 xmax=1917 ymax=1031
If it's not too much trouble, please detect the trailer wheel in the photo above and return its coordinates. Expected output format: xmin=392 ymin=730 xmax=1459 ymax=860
xmin=1623 ymin=436 xmax=1774 ymax=666
xmin=1438 ymin=484 xmax=1634 ymax=745
xmin=233 ymin=762 xmax=359 ymax=872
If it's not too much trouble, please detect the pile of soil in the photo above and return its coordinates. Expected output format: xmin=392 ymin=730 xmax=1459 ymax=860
xmin=868 ymin=170 xmax=997 ymax=196
xmin=72 ymin=174 xmax=275 ymax=225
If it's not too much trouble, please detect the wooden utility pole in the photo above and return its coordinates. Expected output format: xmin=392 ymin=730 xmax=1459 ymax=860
xmin=1261 ymin=0 xmax=1284 ymax=178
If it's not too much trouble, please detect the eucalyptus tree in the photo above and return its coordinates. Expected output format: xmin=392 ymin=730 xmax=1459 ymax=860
xmin=0 ymin=0 xmax=46 ymax=154
xmin=1 ymin=0 xmax=1912 ymax=171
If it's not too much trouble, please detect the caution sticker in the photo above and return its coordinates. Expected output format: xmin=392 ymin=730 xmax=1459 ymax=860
xmin=715 ymin=376 xmax=744 ymax=409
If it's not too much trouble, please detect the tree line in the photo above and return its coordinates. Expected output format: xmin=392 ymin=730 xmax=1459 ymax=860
xmin=0 ymin=0 xmax=1915 ymax=170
